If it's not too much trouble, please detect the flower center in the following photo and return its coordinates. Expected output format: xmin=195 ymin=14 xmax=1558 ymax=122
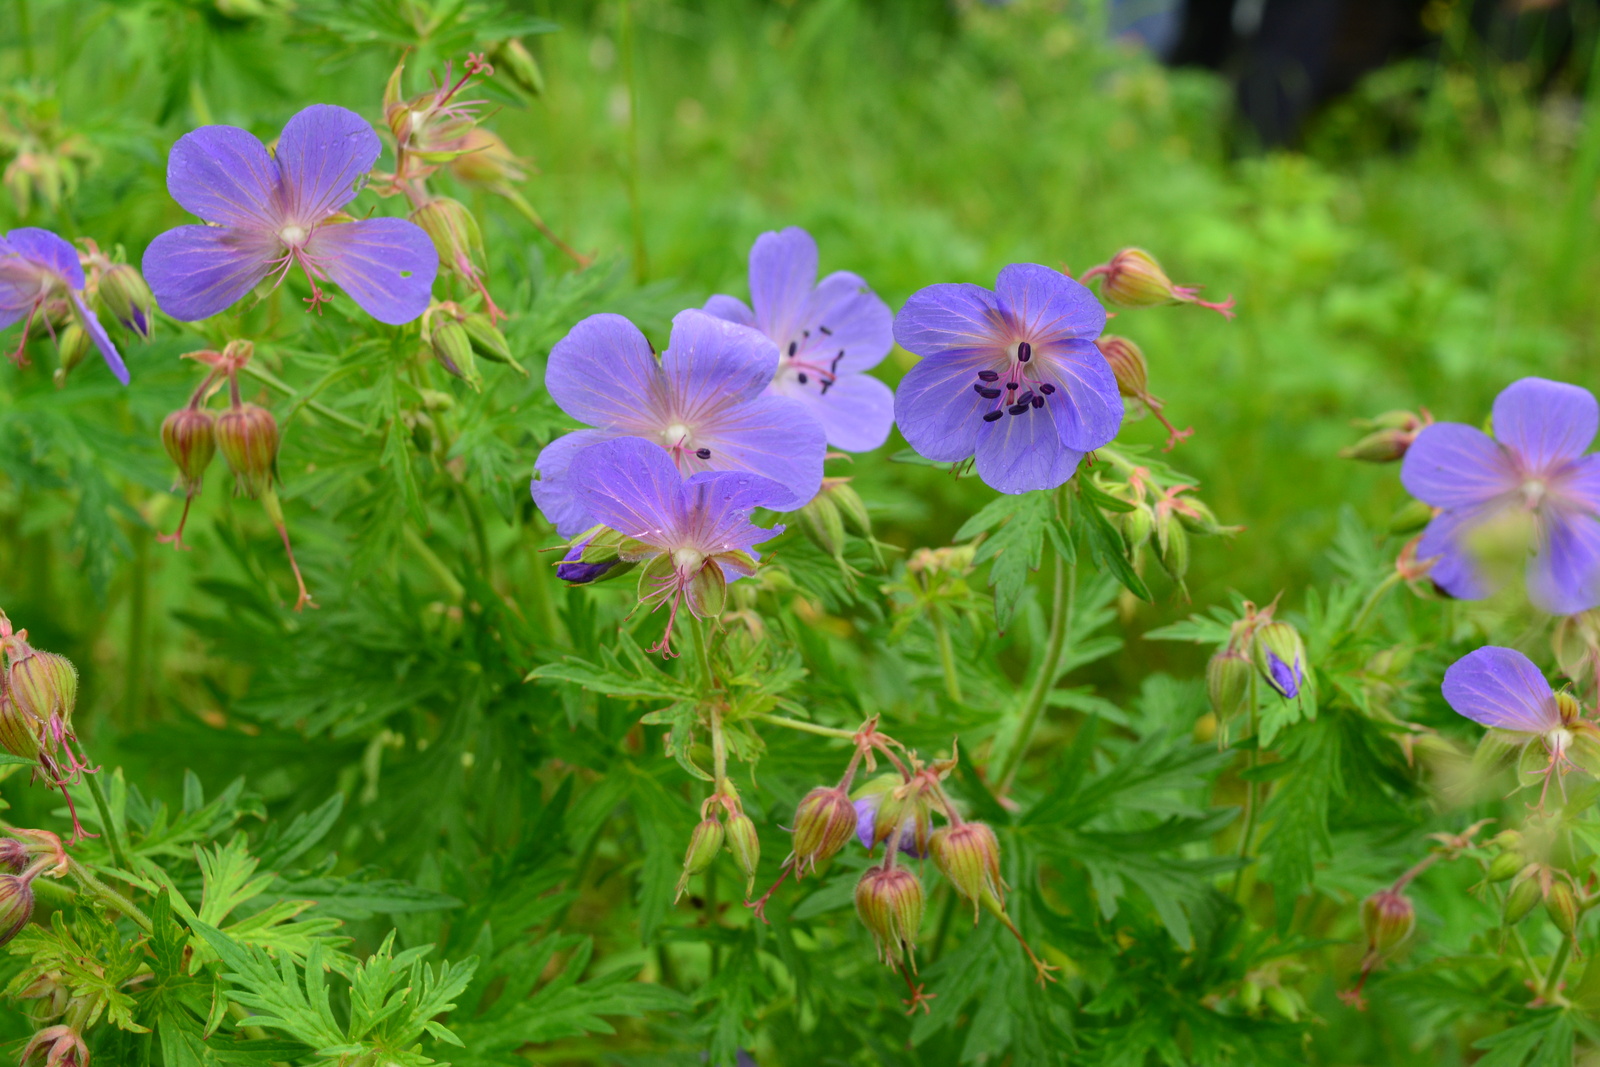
xmin=659 ymin=423 xmax=712 ymax=470
xmin=1521 ymin=478 xmax=1548 ymax=510
xmin=672 ymin=548 xmax=705 ymax=571
xmin=781 ymin=327 xmax=844 ymax=393
xmin=969 ymin=341 xmax=1055 ymax=424
xmin=278 ymin=225 xmax=309 ymax=249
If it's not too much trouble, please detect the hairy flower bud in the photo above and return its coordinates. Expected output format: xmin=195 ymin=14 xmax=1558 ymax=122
xmin=1120 ymin=502 xmax=1154 ymax=553
xmin=429 ymin=317 xmax=481 ymax=390
xmin=1503 ymin=873 xmax=1543 ymax=925
xmin=0 ymin=692 xmax=41 ymax=763
xmin=411 ymin=198 xmax=486 ymax=283
xmin=1340 ymin=428 xmax=1415 ymax=463
xmin=490 ymin=38 xmax=545 ymax=98
xmin=1096 ymin=335 xmax=1148 ymax=398
xmin=1096 ymin=249 xmax=1176 ymax=309
xmin=53 ymin=324 xmax=93 ymax=384
xmin=556 ymin=527 xmax=638 ymax=585
xmin=931 ymin=822 xmax=1005 ymax=921
xmin=791 ymin=786 xmax=858 ymax=876
xmin=162 ymin=407 xmax=217 ymax=494
xmin=0 ymin=839 xmax=25 ymax=875
xmin=446 ymin=128 xmax=530 ymax=187
xmin=1486 ymin=851 xmax=1524 ymax=883
xmin=1207 ymin=648 xmax=1253 ymax=724
xmin=97 ymin=262 xmax=155 ymax=339
xmin=855 ymin=864 xmax=924 ymax=967
xmin=725 ymin=813 xmax=760 ymax=894
xmin=0 ymin=874 xmax=34 ymax=947
xmin=799 ymin=489 xmax=847 ymax=557
xmin=1388 ymin=499 xmax=1434 ymax=537
xmin=674 ymin=817 xmax=724 ymax=902
xmin=215 ymin=403 xmax=279 ymax=499
xmin=9 ymin=651 xmax=77 ymax=727
xmin=1154 ymin=508 xmax=1189 ymax=584
xmin=855 ymin=777 xmax=933 ymax=856
xmin=1361 ymin=889 xmax=1415 ymax=959
xmin=1253 ymin=621 xmax=1306 ymax=699
xmin=462 ymin=313 xmax=521 ymax=370
xmin=1547 ymin=880 xmax=1579 ymax=938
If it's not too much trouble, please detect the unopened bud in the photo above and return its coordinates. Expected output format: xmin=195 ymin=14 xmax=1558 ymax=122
xmin=827 ymin=480 xmax=872 ymax=538
xmin=1095 ymin=335 xmax=1147 ymax=398
xmin=674 ymin=817 xmax=724 ymax=902
xmin=0 ymin=692 xmax=40 ymax=763
xmin=799 ymin=490 xmax=846 ymax=557
xmin=215 ymin=403 xmax=279 ymax=498
xmin=9 ymin=651 xmax=77 ymax=727
xmin=724 ymin=813 xmax=760 ymax=894
xmin=491 ymin=38 xmax=545 ymax=97
xmin=1263 ymin=985 xmax=1299 ymax=1022
xmin=1238 ymin=979 xmax=1262 ymax=1013
xmin=462 ymin=313 xmax=520 ymax=369
xmin=686 ymin=561 xmax=728 ymax=619
xmin=1340 ymin=428 xmax=1415 ymax=464
xmin=428 ymin=318 xmax=481 ymax=390
xmin=1154 ymin=508 xmax=1189 ymax=584
xmin=1253 ymin=621 xmax=1306 ymax=699
xmin=856 ymin=778 xmax=932 ymax=856
xmin=97 ymin=263 xmax=154 ymax=339
xmin=930 ymin=821 xmax=1005 ymax=921
xmin=1207 ymin=648 xmax=1253 ymax=724
xmin=1486 ymin=851 xmax=1524 ymax=883
xmin=0 ymin=875 xmax=34 ymax=947
xmin=446 ymin=128 xmax=530 ymax=186
xmin=791 ymin=786 xmax=858 ymax=876
xmin=1120 ymin=502 xmax=1154 ymax=553
xmin=556 ymin=527 xmax=637 ymax=585
xmin=161 ymin=407 xmax=217 ymax=494
xmin=1388 ymin=499 xmax=1434 ymax=537
xmin=54 ymin=324 xmax=93 ymax=383
xmin=411 ymin=198 xmax=486 ymax=282
xmin=854 ymin=864 xmax=924 ymax=967
xmin=1547 ymin=880 xmax=1579 ymax=938
xmin=1504 ymin=874 xmax=1543 ymax=925
xmin=0 ymin=839 xmax=25 ymax=875
xmin=1361 ymin=889 xmax=1415 ymax=959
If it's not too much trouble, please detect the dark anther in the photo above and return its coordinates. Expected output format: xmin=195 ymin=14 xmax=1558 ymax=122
xmin=1008 ymin=403 xmax=1029 ymax=415
xmin=1017 ymin=341 xmax=1032 ymax=362
xmin=1006 ymin=382 xmax=1019 ymax=391
xmin=821 ymin=380 xmax=833 ymax=395
xmin=788 ymin=342 xmax=798 ymax=357
xmin=973 ymin=383 xmax=987 ymax=395
xmin=978 ymin=387 xmax=1002 ymax=399
xmin=802 ymin=330 xmax=810 ymax=338
xmin=819 ymin=325 xmax=833 ymax=335
xmin=1040 ymin=382 xmax=1056 ymax=395
xmin=977 ymin=370 xmax=1000 ymax=382
xmin=982 ymin=410 xmax=1004 ymax=422
xmin=1031 ymin=395 xmax=1045 ymax=409
xmin=831 ymin=350 xmax=845 ymax=371
xmin=1016 ymin=390 xmax=1035 ymax=406
xmin=798 ymin=373 xmax=809 ymax=384
xmin=696 ymin=447 xmax=712 ymax=459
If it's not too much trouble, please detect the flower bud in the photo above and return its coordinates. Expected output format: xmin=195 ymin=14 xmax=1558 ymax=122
xmin=0 ymin=874 xmax=34 ymax=947
xmin=1340 ymin=428 xmax=1415 ymax=463
xmin=1360 ymin=889 xmax=1415 ymax=959
xmin=0 ymin=692 xmax=41 ymax=763
xmin=1263 ymin=985 xmax=1299 ymax=1022
xmin=215 ymin=403 xmax=279 ymax=499
xmin=1504 ymin=873 xmax=1543 ymax=925
xmin=724 ymin=812 xmax=760 ymax=894
xmin=674 ymin=817 xmax=724 ymax=902
xmin=1388 ymin=499 xmax=1434 ymax=537
xmin=1154 ymin=508 xmax=1189 ymax=584
xmin=1207 ymin=648 xmax=1253 ymax=724
xmin=855 ymin=777 xmax=932 ymax=856
xmin=1486 ymin=851 xmax=1524 ymax=883
xmin=1547 ymin=880 xmax=1579 ymax=938
xmin=1252 ymin=621 xmax=1306 ymax=699
xmin=930 ymin=822 xmax=1005 ymax=921
xmin=854 ymin=864 xmax=924 ymax=967
xmin=446 ymin=128 xmax=530 ymax=186
xmin=0 ymin=839 xmax=26 ymax=874
xmin=687 ymin=561 xmax=729 ymax=619
xmin=799 ymin=489 xmax=846 ymax=557
xmin=162 ymin=407 xmax=217 ymax=494
xmin=411 ymin=198 xmax=486 ymax=282
xmin=556 ymin=527 xmax=638 ymax=585
xmin=1238 ymin=979 xmax=1262 ymax=1013
xmin=1120 ymin=502 xmax=1154 ymax=553
xmin=1096 ymin=250 xmax=1176 ymax=309
xmin=53 ymin=324 xmax=93 ymax=384
xmin=791 ymin=786 xmax=858 ymax=876
xmin=491 ymin=38 xmax=545 ymax=97
xmin=828 ymin=480 xmax=873 ymax=538
xmin=9 ymin=651 xmax=77 ymax=727
xmin=1095 ymin=335 xmax=1147 ymax=398
xmin=462 ymin=313 xmax=521 ymax=370
xmin=97 ymin=263 xmax=154 ymax=339
xmin=428 ymin=318 xmax=481 ymax=390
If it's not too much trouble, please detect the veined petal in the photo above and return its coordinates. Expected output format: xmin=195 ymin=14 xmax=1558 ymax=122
xmin=275 ymin=105 xmax=382 ymax=222
xmin=771 ymin=371 xmax=895 ymax=453
xmin=1494 ymin=377 xmax=1599 ymax=475
xmin=806 ymin=270 xmax=894 ymax=374
xmin=1038 ymin=338 xmax=1123 ymax=452
xmin=703 ymin=294 xmax=756 ymax=329
xmin=681 ymin=469 xmax=790 ymax=554
xmin=1414 ymin=502 xmax=1509 ymax=601
xmin=3 ymin=228 xmax=85 ymax=290
xmin=662 ymin=309 xmax=779 ymax=418
xmin=1441 ymin=645 xmax=1561 ymax=733
xmin=567 ymin=436 xmax=690 ymax=544
xmin=692 ymin=393 xmax=825 ymax=511
xmin=0 ymin=243 xmax=46 ymax=330
xmin=70 ymin=294 xmax=128 ymax=385
xmin=530 ymin=428 xmax=616 ymax=538
xmin=973 ymin=405 xmax=1083 ymax=494
xmin=893 ymin=282 xmax=1008 ymax=361
xmin=305 ymin=217 xmax=437 ymax=325
xmin=141 ymin=224 xmax=277 ymax=322
xmin=893 ymin=353 xmax=990 ymax=463
xmin=1529 ymin=507 xmax=1600 ymax=615
xmin=749 ymin=227 xmax=818 ymax=344
xmin=1558 ymin=453 xmax=1600 ymax=513
xmin=166 ymin=125 xmax=281 ymax=229
xmin=995 ymin=263 xmax=1106 ymax=343
xmin=545 ymin=313 xmax=666 ymax=430
xmin=1400 ymin=423 xmax=1517 ymax=509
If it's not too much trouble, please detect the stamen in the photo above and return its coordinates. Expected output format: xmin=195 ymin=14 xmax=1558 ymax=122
xmin=788 ymin=341 xmax=798 ymax=357
xmin=977 ymin=370 xmax=1000 ymax=382
xmin=978 ymin=387 xmax=1001 ymax=399
xmin=982 ymin=410 xmax=1003 ymax=422
xmin=1006 ymin=382 xmax=1018 ymax=391
xmin=1016 ymin=390 xmax=1035 ymax=406
xmin=696 ymin=447 xmax=711 ymax=459
xmin=1031 ymin=395 xmax=1044 ymax=409
xmin=1008 ymin=403 xmax=1028 ymax=416
xmin=798 ymin=373 xmax=808 ymax=384
xmin=1017 ymin=341 xmax=1032 ymax=362
xmin=1040 ymin=383 xmax=1056 ymax=395
xmin=819 ymin=325 xmax=832 ymax=335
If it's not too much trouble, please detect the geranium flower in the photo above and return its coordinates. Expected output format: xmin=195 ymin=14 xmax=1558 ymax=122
xmin=142 ymin=104 xmax=437 ymax=325
xmin=703 ymin=227 xmax=895 ymax=452
xmin=892 ymin=264 xmax=1122 ymax=494
xmin=531 ymin=309 xmax=826 ymax=537
xmin=0 ymin=228 xmax=126 ymax=384
xmin=564 ymin=436 xmax=788 ymax=656
xmin=1400 ymin=377 xmax=1600 ymax=615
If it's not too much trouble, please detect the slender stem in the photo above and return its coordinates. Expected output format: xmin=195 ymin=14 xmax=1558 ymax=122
xmin=404 ymin=526 xmax=465 ymax=601
xmin=85 ymin=773 xmax=129 ymax=872
xmin=705 ymin=863 xmax=720 ymax=978
xmin=126 ymin=525 xmax=149 ymax=726
xmin=694 ymin=618 xmax=717 ymax=696
xmin=709 ymin=705 xmax=728 ymax=786
xmin=617 ymin=0 xmax=649 ymax=283
xmin=498 ymin=188 xmax=593 ymax=269
xmin=1231 ymin=677 xmax=1261 ymax=902
xmin=64 ymin=856 xmax=151 ymax=933
xmin=930 ymin=608 xmax=963 ymax=704
xmin=456 ymin=483 xmax=492 ymax=582
xmin=1545 ymin=938 xmax=1573 ymax=999
xmin=997 ymin=555 xmax=1075 ymax=793
xmin=1346 ymin=572 xmax=1403 ymax=639
xmin=753 ymin=713 xmax=855 ymax=740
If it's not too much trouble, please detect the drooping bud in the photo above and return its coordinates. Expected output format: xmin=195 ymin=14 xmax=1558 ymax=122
xmin=215 ymin=403 xmax=279 ymax=499
xmin=52 ymin=324 xmax=93 ymax=386
xmin=854 ymin=777 xmax=932 ymax=856
xmin=1083 ymin=248 xmax=1236 ymax=318
xmin=428 ymin=317 xmax=481 ymax=390
xmin=0 ymin=875 xmax=34 ymax=947
xmin=799 ymin=488 xmax=846 ymax=557
xmin=0 ymin=839 xmax=25 ymax=874
xmin=930 ymin=822 xmax=1005 ymax=922
xmin=724 ymin=812 xmax=761 ymax=895
xmin=686 ymin=561 xmax=729 ymax=619
xmin=490 ymin=38 xmax=545 ymax=97
xmin=1252 ymin=621 xmax=1306 ymax=699
xmin=411 ymin=198 xmax=486 ymax=285
xmin=854 ymin=864 xmax=924 ymax=967
xmin=161 ymin=407 xmax=217 ymax=494
xmin=0 ymin=691 xmax=41 ymax=763
xmin=97 ymin=262 xmax=155 ymax=339
xmin=462 ymin=313 xmax=523 ymax=371
xmin=18 ymin=1026 xmax=88 ymax=1067
xmin=791 ymin=786 xmax=858 ymax=876
xmin=446 ymin=128 xmax=530 ymax=187
xmin=8 ymin=651 xmax=77 ymax=727
xmin=1096 ymin=335 xmax=1147 ymax=398
xmin=1360 ymin=889 xmax=1415 ymax=960
xmin=1554 ymin=609 xmax=1600 ymax=683
xmin=1388 ymin=499 xmax=1434 ymax=537
xmin=1340 ymin=428 xmax=1416 ymax=464
xmin=1504 ymin=873 xmax=1544 ymax=925
xmin=1486 ymin=851 xmax=1524 ymax=883
xmin=1207 ymin=648 xmax=1253 ymax=725
xmin=1547 ymin=880 xmax=1579 ymax=938
xmin=674 ymin=817 xmax=725 ymax=902
xmin=1120 ymin=502 xmax=1154 ymax=553
xmin=1154 ymin=508 xmax=1189 ymax=585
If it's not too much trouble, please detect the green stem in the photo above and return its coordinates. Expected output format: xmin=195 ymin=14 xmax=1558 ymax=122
xmin=85 ymin=772 xmax=129 ymax=873
xmin=617 ymin=0 xmax=648 ymax=283
xmin=1545 ymin=937 xmax=1573 ymax=1000
xmin=240 ymin=361 xmax=370 ymax=435
xmin=693 ymin=618 xmax=716 ymax=696
xmin=997 ymin=554 xmax=1075 ymax=793
xmin=126 ymin=525 xmax=150 ymax=727
xmin=705 ymin=862 xmax=720 ymax=978
xmin=930 ymin=608 xmax=963 ymax=704
xmin=403 ymin=526 xmax=465 ymax=601
xmin=64 ymin=856 xmax=150 ymax=933
xmin=752 ymin=713 xmax=855 ymax=740
xmin=1230 ymin=678 xmax=1261 ymax=902
xmin=1346 ymin=572 xmax=1403 ymax=639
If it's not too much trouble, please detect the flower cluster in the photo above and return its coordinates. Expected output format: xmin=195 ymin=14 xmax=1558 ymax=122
xmin=1205 ymin=599 xmax=1311 ymax=741
xmin=0 ymin=612 xmax=97 ymax=842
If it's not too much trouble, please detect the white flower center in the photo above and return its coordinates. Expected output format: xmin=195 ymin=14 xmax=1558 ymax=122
xmin=1522 ymin=478 xmax=1547 ymax=510
xmin=1549 ymin=727 xmax=1572 ymax=756
xmin=672 ymin=548 xmax=704 ymax=571
xmin=662 ymin=422 xmax=693 ymax=446
xmin=278 ymin=225 xmax=309 ymax=248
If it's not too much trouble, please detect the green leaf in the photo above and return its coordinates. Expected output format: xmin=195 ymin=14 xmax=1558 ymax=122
xmin=957 ymin=491 xmax=1066 ymax=630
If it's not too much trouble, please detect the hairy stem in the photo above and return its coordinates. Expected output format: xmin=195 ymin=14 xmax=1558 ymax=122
xmin=65 ymin=856 xmax=150 ymax=933
xmin=85 ymin=772 xmax=129 ymax=872
xmin=1545 ymin=937 xmax=1573 ymax=1000
xmin=753 ymin=713 xmax=856 ymax=740
xmin=997 ymin=554 xmax=1075 ymax=793
xmin=1231 ymin=677 xmax=1261 ymax=902
xmin=930 ymin=607 xmax=963 ymax=704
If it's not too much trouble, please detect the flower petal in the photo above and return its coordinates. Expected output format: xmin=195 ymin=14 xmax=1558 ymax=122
xmin=771 ymin=371 xmax=896 ymax=453
xmin=681 ymin=469 xmax=789 ymax=554
xmin=1559 ymin=454 xmax=1600 ymax=512
xmin=749 ymin=227 xmax=818 ymax=344
xmin=0 ymin=241 xmax=44 ymax=330
xmin=995 ymin=263 xmax=1106 ymax=343
xmin=305 ymin=217 xmax=437 ymax=325
xmin=1414 ymin=502 xmax=1507 ymax=601
xmin=662 ymin=309 xmax=778 ymax=418
xmin=530 ymin=428 xmax=617 ymax=538
xmin=893 ymin=281 xmax=1008 ymax=361
xmin=274 ymin=105 xmax=382 ymax=222
xmin=804 ymin=270 xmax=894 ymax=374
xmin=566 ymin=436 xmax=689 ymax=543
xmin=692 ymin=393 xmax=825 ymax=511
xmin=703 ymin=294 xmax=756 ymax=329
xmin=892 ymin=352 xmax=989 ymax=463
xmin=545 ymin=313 xmax=665 ymax=430
xmin=1494 ymin=377 xmax=1599 ymax=474
xmin=1529 ymin=507 xmax=1600 ymax=615
xmin=1400 ymin=423 xmax=1517 ymax=509
xmin=166 ymin=125 xmax=281 ymax=229
xmin=973 ymin=403 xmax=1084 ymax=494
xmin=1441 ymin=646 xmax=1560 ymax=733
xmin=141 ymin=224 xmax=277 ymax=322
xmin=3 ymin=228 xmax=85 ymax=289
xmin=1038 ymin=338 xmax=1123 ymax=452
xmin=70 ymin=294 xmax=128 ymax=385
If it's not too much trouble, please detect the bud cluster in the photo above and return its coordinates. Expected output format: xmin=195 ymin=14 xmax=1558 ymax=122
xmin=420 ymin=301 xmax=522 ymax=390
xmin=0 ymin=90 xmax=99 ymax=217
xmin=796 ymin=476 xmax=878 ymax=575
xmin=1202 ymin=599 xmax=1310 ymax=742
xmin=675 ymin=779 xmax=762 ymax=901
xmin=0 ymin=614 xmax=97 ymax=844
xmin=1094 ymin=466 xmax=1239 ymax=600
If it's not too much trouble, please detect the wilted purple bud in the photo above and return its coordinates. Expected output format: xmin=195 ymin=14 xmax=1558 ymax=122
xmin=0 ymin=874 xmax=34 ymax=947
xmin=725 ymin=813 xmax=760 ymax=895
xmin=853 ymin=776 xmax=931 ymax=857
xmin=930 ymin=822 xmax=1005 ymax=922
xmin=790 ymin=786 xmax=857 ymax=876
xmin=162 ymin=407 xmax=217 ymax=494
xmin=1252 ymin=621 xmax=1306 ymax=699
xmin=854 ymin=864 xmax=924 ymax=968
xmin=674 ymin=817 xmax=724 ymax=902
xmin=1360 ymin=889 xmax=1415 ymax=960
xmin=215 ymin=403 xmax=279 ymax=499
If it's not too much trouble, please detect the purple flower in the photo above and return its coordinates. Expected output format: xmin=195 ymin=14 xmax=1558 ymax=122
xmin=0 ymin=228 xmax=126 ymax=384
xmin=703 ymin=227 xmax=895 ymax=452
xmin=555 ymin=531 xmax=622 ymax=584
xmin=852 ymin=795 xmax=928 ymax=859
xmin=531 ymin=309 xmax=826 ymax=538
xmin=1442 ymin=646 xmax=1562 ymax=736
xmin=1400 ymin=377 xmax=1600 ymax=615
xmin=1262 ymin=651 xmax=1303 ymax=699
xmin=564 ymin=436 xmax=787 ymax=656
xmin=892 ymin=264 xmax=1122 ymax=494
xmin=142 ymin=104 xmax=437 ymax=325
